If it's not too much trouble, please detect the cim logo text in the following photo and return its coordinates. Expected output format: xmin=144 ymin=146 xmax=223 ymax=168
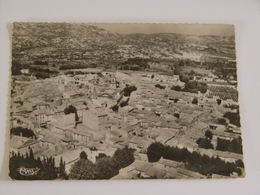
xmin=17 ymin=167 xmax=41 ymax=176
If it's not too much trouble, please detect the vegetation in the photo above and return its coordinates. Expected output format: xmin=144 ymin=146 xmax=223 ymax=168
xmin=173 ymin=113 xmax=180 ymax=118
xmin=11 ymin=62 xmax=22 ymax=75
xmin=192 ymin=97 xmax=198 ymax=104
xmin=178 ymin=74 xmax=208 ymax=94
xmin=196 ymin=138 xmax=214 ymax=149
xmin=216 ymin=99 xmax=222 ymax=105
xmin=29 ymin=67 xmax=59 ymax=79
xmin=218 ymin=118 xmax=227 ymax=125
xmin=120 ymin=58 xmax=149 ymax=71
xmin=155 ymin=84 xmax=166 ymax=89
xmin=179 ymin=74 xmax=190 ymax=84
xmin=122 ymin=85 xmax=137 ymax=96
xmin=80 ymin=151 xmax=88 ymax=160
xmin=174 ymin=64 xmax=181 ymax=75
xmin=205 ymin=130 xmax=213 ymax=140
xmin=59 ymin=64 xmax=96 ymax=70
xmin=34 ymin=61 xmax=48 ymax=65
xmin=223 ymin=111 xmax=241 ymax=127
xmin=111 ymin=104 xmax=119 ymax=112
xmin=190 ymin=69 xmax=196 ymax=75
xmin=9 ymin=149 xmax=65 ymax=180
xmin=64 ymin=105 xmax=79 ymax=121
xmin=183 ymin=80 xmax=208 ymax=94
xmin=216 ymin=137 xmax=243 ymax=154
xmin=196 ymin=130 xmax=214 ymax=149
xmin=120 ymin=98 xmax=130 ymax=107
xmin=147 ymin=142 xmax=242 ymax=176
xmin=170 ymin=85 xmax=181 ymax=91
xmin=11 ymin=127 xmax=36 ymax=138
xmin=69 ymin=147 xmax=134 ymax=180
xmin=207 ymin=86 xmax=238 ymax=102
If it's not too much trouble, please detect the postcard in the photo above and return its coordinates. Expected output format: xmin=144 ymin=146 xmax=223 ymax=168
xmin=9 ymin=22 xmax=244 ymax=180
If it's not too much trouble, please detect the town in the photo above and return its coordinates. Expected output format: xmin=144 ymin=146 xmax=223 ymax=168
xmin=9 ymin=23 xmax=244 ymax=180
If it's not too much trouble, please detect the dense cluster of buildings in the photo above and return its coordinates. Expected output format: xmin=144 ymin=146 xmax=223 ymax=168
xmin=9 ymin=67 xmax=242 ymax=178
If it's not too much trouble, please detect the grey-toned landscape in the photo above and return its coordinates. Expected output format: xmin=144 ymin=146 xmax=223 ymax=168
xmin=9 ymin=22 xmax=244 ymax=180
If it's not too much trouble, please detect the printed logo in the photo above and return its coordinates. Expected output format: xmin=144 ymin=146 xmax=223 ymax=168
xmin=17 ymin=167 xmax=41 ymax=176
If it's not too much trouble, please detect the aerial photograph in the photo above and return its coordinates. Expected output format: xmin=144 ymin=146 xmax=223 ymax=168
xmin=9 ymin=22 xmax=244 ymax=180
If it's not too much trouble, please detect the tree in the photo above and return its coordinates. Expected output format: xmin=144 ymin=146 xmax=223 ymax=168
xmin=146 ymin=142 xmax=242 ymax=177
xmin=218 ymin=118 xmax=227 ymax=125
xmin=111 ymin=104 xmax=119 ymax=112
xmin=11 ymin=127 xmax=36 ymax=138
xmin=205 ymin=130 xmax=213 ymax=140
xmin=80 ymin=151 xmax=88 ymax=160
xmin=192 ymin=97 xmax=198 ymax=104
xmin=235 ymin=159 xmax=244 ymax=168
xmin=190 ymin=69 xmax=196 ymax=75
xmin=120 ymin=98 xmax=130 ymax=107
xmin=174 ymin=98 xmax=179 ymax=103
xmin=69 ymin=159 xmax=95 ymax=180
xmin=29 ymin=148 xmax=34 ymax=160
xmin=179 ymin=74 xmax=190 ymax=84
xmin=174 ymin=65 xmax=181 ymax=75
xmin=179 ymin=60 xmax=184 ymax=66
xmin=58 ymin=157 xmax=68 ymax=179
xmin=112 ymin=147 xmax=134 ymax=169
xmin=64 ymin=105 xmax=79 ymax=121
xmin=94 ymin=156 xmax=119 ymax=179
xmin=9 ymin=152 xmax=57 ymax=180
xmin=34 ymin=61 xmax=48 ymax=65
xmin=123 ymin=85 xmax=137 ymax=96
xmin=216 ymin=99 xmax=222 ymax=105
xmin=198 ymin=82 xmax=208 ymax=93
xmin=147 ymin=142 xmax=164 ymax=162
xmin=173 ymin=113 xmax=180 ymax=118
xmin=183 ymin=80 xmax=208 ymax=94
xmin=197 ymin=138 xmax=214 ymax=149
xmin=155 ymin=84 xmax=166 ymax=89
xmin=216 ymin=136 xmax=243 ymax=154
xmin=223 ymin=111 xmax=241 ymax=127
xmin=171 ymin=85 xmax=181 ymax=91
xmin=11 ymin=61 xmax=24 ymax=75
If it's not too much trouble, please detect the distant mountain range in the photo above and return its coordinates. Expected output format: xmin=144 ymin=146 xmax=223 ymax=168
xmin=12 ymin=22 xmax=236 ymax=63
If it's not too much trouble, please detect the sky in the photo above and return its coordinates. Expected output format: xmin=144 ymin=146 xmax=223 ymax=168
xmin=13 ymin=22 xmax=235 ymax=36
xmin=92 ymin=23 xmax=235 ymax=36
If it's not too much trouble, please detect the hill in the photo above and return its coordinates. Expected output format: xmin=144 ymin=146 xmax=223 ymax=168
xmin=12 ymin=22 xmax=236 ymax=70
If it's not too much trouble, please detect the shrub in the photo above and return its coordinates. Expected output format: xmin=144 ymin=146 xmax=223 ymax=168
xmin=171 ymin=85 xmax=181 ymax=91
xmin=205 ymin=130 xmax=213 ymax=140
xmin=223 ymin=111 xmax=241 ymax=127
xmin=192 ymin=97 xmax=198 ymax=104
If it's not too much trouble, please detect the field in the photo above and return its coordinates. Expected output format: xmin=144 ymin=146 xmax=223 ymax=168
xmin=207 ymin=86 xmax=238 ymax=102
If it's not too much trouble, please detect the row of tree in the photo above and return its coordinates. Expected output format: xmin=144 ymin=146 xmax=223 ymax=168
xmin=147 ymin=142 xmax=243 ymax=176
xmin=29 ymin=67 xmax=59 ymax=79
xmin=10 ymin=146 xmax=135 ymax=180
xmin=11 ymin=127 xmax=36 ymax=138
xmin=119 ymin=58 xmax=149 ymax=71
xmin=9 ymin=149 xmax=66 ymax=180
xmin=34 ymin=61 xmax=49 ymax=65
xmin=59 ymin=64 xmax=96 ymax=70
xmin=216 ymin=137 xmax=243 ymax=154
